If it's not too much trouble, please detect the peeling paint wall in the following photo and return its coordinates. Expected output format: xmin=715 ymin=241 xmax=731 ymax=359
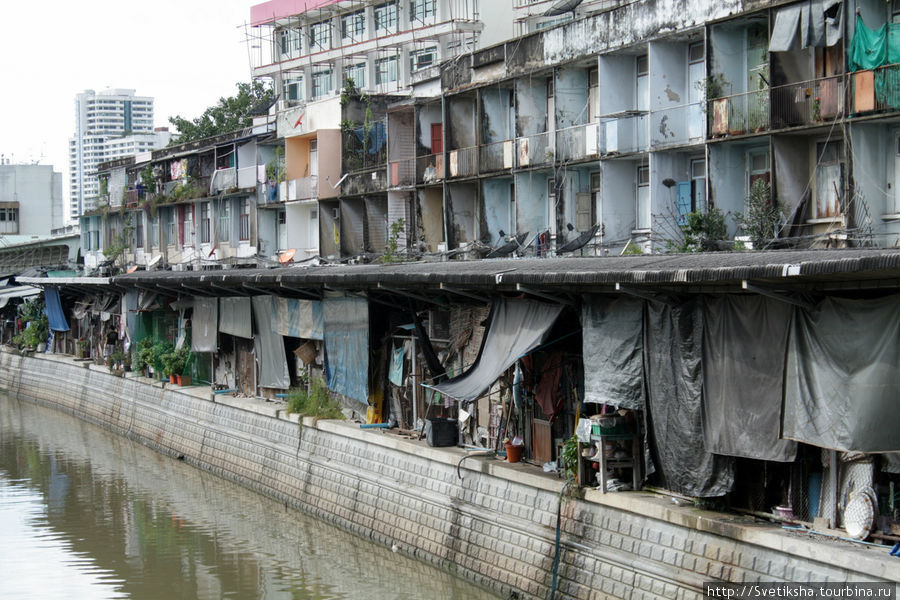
xmin=560 ymin=167 xmax=593 ymax=235
xmin=555 ymin=67 xmax=589 ymax=129
xmin=340 ymin=198 xmax=366 ymax=256
xmin=447 ymin=183 xmax=478 ymax=245
xmin=365 ymin=196 xmax=388 ymax=253
xmin=481 ymin=87 xmax=514 ymax=143
xmin=650 ymin=41 xmax=690 ymax=145
xmin=515 ymin=171 xmax=551 ymax=238
xmin=598 ymin=55 xmax=635 ymax=115
xmin=710 ymin=21 xmax=749 ymax=94
xmin=417 ymin=188 xmax=444 ymax=251
xmin=773 ymin=135 xmax=811 ymax=224
xmin=448 ymin=96 xmax=477 ymax=149
xmin=600 ymin=160 xmax=638 ymax=249
xmin=709 ymin=139 xmax=767 ymax=237
xmin=319 ymin=199 xmax=340 ymax=258
xmin=388 ymin=110 xmax=415 ymax=161
xmin=515 ymin=78 xmax=548 ymax=137
xmin=417 ymin=104 xmax=442 ymax=153
xmin=482 ymin=177 xmax=513 ymax=244
xmin=317 ymin=130 xmax=342 ymax=199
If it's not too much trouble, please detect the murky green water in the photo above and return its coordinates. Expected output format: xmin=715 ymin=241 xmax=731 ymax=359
xmin=0 ymin=396 xmax=501 ymax=600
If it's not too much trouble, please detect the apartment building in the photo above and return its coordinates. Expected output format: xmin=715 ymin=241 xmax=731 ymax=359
xmin=0 ymin=162 xmax=64 ymax=238
xmin=68 ymin=89 xmax=171 ymax=222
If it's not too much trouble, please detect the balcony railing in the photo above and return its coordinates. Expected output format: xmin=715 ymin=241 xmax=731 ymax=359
xmin=416 ymin=154 xmax=443 ymax=183
xmin=237 ymin=166 xmax=258 ymax=189
xmin=517 ymin=131 xmax=553 ymax=167
xmin=480 ymin=140 xmax=515 ymax=173
xmin=708 ymin=90 xmax=770 ymax=137
xmin=449 ymin=146 xmax=478 ymax=178
xmin=210 ymin=168 xmax=237 ymax=194
xmin=286 ymin=176 xmax=318 ymax=201
xmin=389 ymin=158 xmax=416 ymax=187
xmin=599 ymin=112 xmax=648 ymax=155
xmin=555 ymin=123 xmax=601 ymax=162
xmin=125 ymin=188 xmax=142 ymax=207
xmin=851 ymin=65 xmax=900 ymax=114
xmin=771 ymin=75 xmax=844 ymax=129
xmin=650 ymin=102 xmax=704 ymax=148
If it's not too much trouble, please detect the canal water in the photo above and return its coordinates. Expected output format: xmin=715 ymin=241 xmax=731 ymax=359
xmin=0 ymin=396 xmax=502 ymax=600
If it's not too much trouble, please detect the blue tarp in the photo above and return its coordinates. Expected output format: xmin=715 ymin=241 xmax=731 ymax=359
xmin=275 ymin=297 xmax=324 ymax=340
xmin=252 ymin=296 xmax=290 ymax=389
xmin=43 ymin=287 xmax=69 ymax=332
xmin=353 ymin=121 xmax=386 ymax=154
xmin=323 ymin=296 xmax=369 ymax=407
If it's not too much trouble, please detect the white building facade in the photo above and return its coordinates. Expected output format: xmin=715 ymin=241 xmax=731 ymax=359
xmin=0 ymin=161 xmax=64 ymax=237
xmin=68 ymin=89 xmax=170 ymax=222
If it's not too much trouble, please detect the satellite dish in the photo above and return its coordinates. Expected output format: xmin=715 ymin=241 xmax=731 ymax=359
xmin=147 ymin=255 xmax=162 ymax=269
xmin=279 ymin=248 xmax=297 ymax=264
xmin=844 ymin=487 xmax=876 ymax=540
xmin=126 ymin=265 xmax=138 ymax=274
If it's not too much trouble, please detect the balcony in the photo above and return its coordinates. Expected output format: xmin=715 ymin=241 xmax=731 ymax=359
xmin=650 ymin=102 xmax=704 ymax=148
xmin=709 ymin=89 xmax=770 ymax=137
xmin=517 ymin=131 xmax=553 ymax=167
xmin=416 ymin=154 xmax=444 ymax=184
xmin=284 ymin=176 xmax=318 ymax=202
xmin=237 ymin=166 xmax=258 ymax=189
xmin=851 ymin=65 xmax=900 ymax=114
xmin=599 ymin=112 xmax=648 ymax=155
xmin=389 ymin=158 xmax=416 ymax=187
xmin=124 ymin=188 xmax=142 ymax=207
xmin=555 ymin=123 xmax=602 ymax=162
xmin=771 ymin=75 xmax=844 ymax=129
xmin=210 ymin=168 xmax=237 ymax=194
xmin=448 ymin=146 xmax=478 ymax=178
xmin=480 ymin=140 xmax=515 ymax=173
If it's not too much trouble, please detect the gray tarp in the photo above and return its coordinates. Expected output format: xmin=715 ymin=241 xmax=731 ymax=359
xmin=323 ymin=296 xmax=369 ymax=407
xmin=769 ymin=0 xmax=840 ymax=52
xmin=702 ymin=296 xmax=797 ymax=462
xmin=219 ymin=297 xmax=252 ymax=339
xmin=581 ymin=296 xmax=644 ymax=410
xmin=124 ymin=290 xmax=138 ymax=342
xmin=252 ymin=296 xmax=290 ymax=389
xmin=275 ymin=297 xmax=324 ymax=340
xmin=431 ymin=298 xmax=563 ymax=403
xmin=192 ymin=296 xmax=218 ymax=352
xmin=783 ymin=295 xmax=900 ymax=452
xmin=645 ymin=301 xmax=734 ymax=497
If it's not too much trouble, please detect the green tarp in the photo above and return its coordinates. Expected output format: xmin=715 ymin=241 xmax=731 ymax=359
xmin=849 ymin=14 xmax=900 ymax=71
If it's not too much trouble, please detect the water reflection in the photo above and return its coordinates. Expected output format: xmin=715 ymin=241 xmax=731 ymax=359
xmin=0 ymin=397 xmax=500 ymax=600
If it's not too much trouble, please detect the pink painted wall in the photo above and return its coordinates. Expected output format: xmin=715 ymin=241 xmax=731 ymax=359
xmin=251 ymin=0 xmax=342 ymax=26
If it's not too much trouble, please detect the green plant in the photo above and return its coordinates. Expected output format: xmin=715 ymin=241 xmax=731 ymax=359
xmin=140 ymin=164 xmax=156 ymax=194
xmin=668 ymin=207 xmax=728 ymax=253
xmin=381 ymin=218 xmax=406 ymax=263
xmin=266 ymin=147 xmax=285 ymax=184
xmin=161 ymin=346 xmax=189 ymax=376
xmin=132 ymin=337 xmax=155 ymax=373
xmin=103 ymin=215 xmax=134 ymax=265
xmin=621 ymin=240 xmax=645 ymax=255
xmin=285 ymin=379 xmax=344 ymax=419
xmin=109 ymin=350 xmax=127 ymax=372
xmin=561 ymin=434 xmax=580 ymax=482
xmin=151 ymin=341 xmax=175 ymax=374
xmin=734 ymin=178 xmax=783 ymax=249
xmin=16 ymin=299 xmax=48 ymax=349
xmin=696 ymin=73 xmax=730 ymax=101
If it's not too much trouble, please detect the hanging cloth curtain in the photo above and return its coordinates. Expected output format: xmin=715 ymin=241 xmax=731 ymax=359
xmin=43 ymin=287 xmax=70 ymax=332
xmin=192 ymin=297 xmax=218 ymax=352
xmin=430 ymin=298 xmax=564 ymax=403
xmin=252 ymin=296 xmax=290 ymax=389
xmin=323 ymin=296 xmax=369 ymax=408
xmin=219 ymin=297 xmax=252 ymax=339
xmin=581 ymin=296 xmax=644 ymax=410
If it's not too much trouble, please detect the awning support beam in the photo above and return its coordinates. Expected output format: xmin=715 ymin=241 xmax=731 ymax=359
xmin=515 ymin=284 xmax=573 ymax=306
xmin=615 ymin=283 xmax=676 ymax=306
xmin=742 ymin=280 xmax=816 ymax=310
xmin=439 ymin=283 xmax=489 ymax=303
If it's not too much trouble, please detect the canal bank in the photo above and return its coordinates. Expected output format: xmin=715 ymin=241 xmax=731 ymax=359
xmin=3 ymin=349 xmax=898 ymax=599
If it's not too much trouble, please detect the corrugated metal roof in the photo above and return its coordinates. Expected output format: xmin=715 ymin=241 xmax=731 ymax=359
xmin=109 ymin=249 xmax=900 ymax=295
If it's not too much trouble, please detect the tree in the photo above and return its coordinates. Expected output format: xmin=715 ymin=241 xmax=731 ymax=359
xmin=168 ymin=81 xmax=275 ymax=145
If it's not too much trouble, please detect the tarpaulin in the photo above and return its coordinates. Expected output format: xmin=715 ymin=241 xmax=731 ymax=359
xmin=124 ymin=290 xmax=138 ymax=342
xmin=191 ymin=297 xmax=218 ymax=352
xmin=783 ymin=295 xmax=900 ymax=452
xmin=849 ymin=14 xmax=886 ymax=71
xmin=323 ymin=296 xmax=369 ymax=407
xmin=275 ymin=298 xmax=324 ymax=340
xmin=770 ymin=0 xmax=841 ymax=52
xmin=219 ymin=297 xmax=252 ymax=339
xmin=645 ymin=300 xmax=734 ymax=497
xmin=431 ymin=299 xmax=564 ymax=403
xmin=252 ymin=296 xmax=290 ymax=389
xmin=389 ymin=346 xmax=405 ymax=386
xmin=702 ymin=296 xmax=797 ymax=462
xmin=581 ymin=296 xmax=644 ymax=410
xmin=43 ymin=287 xmax=69 ymax=332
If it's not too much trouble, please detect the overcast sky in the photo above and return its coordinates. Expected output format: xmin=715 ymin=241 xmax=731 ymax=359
xmin=0 ymin=0 xmax=256 ymax=179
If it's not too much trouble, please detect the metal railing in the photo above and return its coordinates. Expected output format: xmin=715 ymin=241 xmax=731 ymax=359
xmin=480 ymin=140 xmax=515 ymax=173
xmin=389 ymin=158 xmax=416 ymax=187
xmin=650 ymin=102 xmax=704 ymax=148
xmin=708 ymin=90 xmax=770 ymax=136
xmin=417 ymin=154 xmax=444 ymax=183
xmin=517 ymin=131 xmax=553 ymax=167
xmin=555 ymin=122 xmax=602 ymax=162
xmin=448 ymin=146 xmax=478 ymax=178
xmin=770 ymin=75 xmax=844 ymax=129
xmin=852 ymin=64 xmax=900 ymax=114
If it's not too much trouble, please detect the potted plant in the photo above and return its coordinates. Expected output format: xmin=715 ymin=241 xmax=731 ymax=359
xmin=161 ymin=346 xmax=189 ymax=385
xmin=76 ymin=338 xmax=90 ymax=359
xmin=152 ymin=341 xmax=174 ymax=381
xmin=132 ymin=337 xmax=154 ymax=377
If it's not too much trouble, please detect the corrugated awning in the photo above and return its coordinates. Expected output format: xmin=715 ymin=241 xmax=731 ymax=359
xmin=0 ymin=286 xmax=40 ymax=309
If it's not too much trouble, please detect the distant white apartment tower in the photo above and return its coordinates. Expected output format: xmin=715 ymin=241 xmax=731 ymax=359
xmin=0 ymin=160 xmax=64 ymax=237
xmin=67 ymin=89 xmax=170 ymax=222
xmin=248 ymin=0 xmax=515 ymax=106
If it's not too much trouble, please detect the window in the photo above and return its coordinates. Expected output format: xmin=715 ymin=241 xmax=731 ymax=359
xmin=374 ymin=2 xmax=397 ymax=32
xmin=279 ymin=28 xmax=300 ymax=56
xmin=310 ymin=21 xmax=331 ymax=50
xmin=814 ymin=142 xmax=843 ymax=219
xmin=149 ymin=213 xmax=159 ymax=248
xmin=312 ymin=70 xmax=333 ymax=98
xmin=218 ymin=200 xmax=230 ymax=243
xmin=342 ymin=10 xmax=365 ymax=39
xmin=636 ymin=55 xmax=649 ymax=111
xmin=285 ymin=77 xmax=304 ymax=102
xmin=239 ymin=198 xmax=251 ymax=241
xmin=136 ymin=213 xmax=144 ymax=248
xmin=376 ymin=55 xmax=399 ymax=85
xmin=200 ymin=202 xmax=211 ymax=244
xmin=409 ymin=46 xmax=437 ymax=71
xmin=183 ymin=206 xmax=194 ymax=247
xmin=636 ymin=165 xmax=650 ymax=230
xmin=165 ymin=208 xmax=176 ymax=245
xmin=345 ymin=62 xmax=367 ymax=88
xmin=689 ymin=41 xmax=704 ymax=64
xmin=409 ymin=0 xmax=436 ymax=23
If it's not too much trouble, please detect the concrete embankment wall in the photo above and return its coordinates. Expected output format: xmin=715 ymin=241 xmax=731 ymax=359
xmin=2 ymin=350 xmax=896 ymax=599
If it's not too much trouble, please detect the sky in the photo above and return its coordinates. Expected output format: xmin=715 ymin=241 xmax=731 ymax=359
xmin=0 ymin=0 xmax=258 ymax=183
